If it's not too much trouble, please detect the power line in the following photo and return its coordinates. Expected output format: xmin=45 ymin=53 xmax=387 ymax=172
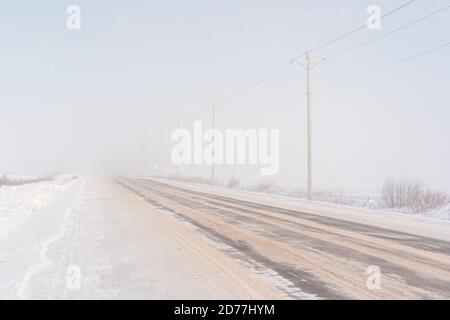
xmin=212 ymin=62 xmax=291 ymax=107
xmin=220 ymin=69 xmax=305 ymax=110
xmin=291 ymin=0 xmax=418 ymax=61
xmin=314 ymin=40 xmax=450 ymax=94
xmin=272 ymin=40 xmax=450 ymax=107
xmin=227 ymin=39 xmax=450 ymax=112
xmin=278 ymin=93 xmax=307 ymax=108
xmin=322 ymin=4 xmax=450 ymax=61
xmin=207 ymin=0 xmax=419 ymax=111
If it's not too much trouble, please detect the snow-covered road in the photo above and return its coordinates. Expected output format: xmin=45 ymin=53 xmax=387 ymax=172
xmin=4 ymin=176 xmax=448 ymax=300
xmin=120 ymin=178 xmax=450 ymax=299
xmin=0 ymin=178 xmax=257 ymax=299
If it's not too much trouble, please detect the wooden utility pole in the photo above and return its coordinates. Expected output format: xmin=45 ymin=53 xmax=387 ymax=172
xmin=176 ymin=120 xmax=180 ymax=178
xmin=306 ymin=52 xmax=313 ymax=201
xmin=210 ymin=105 xmax=217 ymax=185
xmin=292 ymin=52 xmax=324 ymax=200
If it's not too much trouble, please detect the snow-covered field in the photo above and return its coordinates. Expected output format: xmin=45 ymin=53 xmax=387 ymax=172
xmin=431 ymin=205 xmax=450 ymax=220
xmin=0 ymin=176 xmax=77 ymax=238
xmin=262 ymin=187 xmax=450 ymax=221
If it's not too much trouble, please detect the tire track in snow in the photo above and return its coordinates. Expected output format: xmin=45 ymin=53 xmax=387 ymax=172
xmin=15 ymin=205 xmax=75 ymax=299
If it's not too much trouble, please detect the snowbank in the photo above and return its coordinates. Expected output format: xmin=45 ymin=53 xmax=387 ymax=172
xmin=0 ymin=175 xmax=78 ymax=237
xmin=161 ymin=176 xmax=450 ymax=222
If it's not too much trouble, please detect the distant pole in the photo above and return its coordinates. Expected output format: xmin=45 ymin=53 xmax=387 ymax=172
xmin=211 ymin=105 xmax=216 ymax=185
xmin=176 ymin=120 xmax=180 ymax=178
xmin=306 ymin=52 xmax=313 ymax=201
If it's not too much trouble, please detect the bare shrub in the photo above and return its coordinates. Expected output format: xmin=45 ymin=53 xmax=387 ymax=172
xmin=226 ymin=177 xmax=240 ymax=189
xmin=382 ymin=178 xmax=449 ymax=214
xmin=0 ymin=174 xmax=55 ymax=187
xmin=0 ymin=174 xmax=7 ymax=186
xmin=286 ymin=188 xmax=307 ymax=199
xmin=314 ymin=189 xmax=351 ymax=205
xmin=248 ymin=181 xmax=276 ymax=193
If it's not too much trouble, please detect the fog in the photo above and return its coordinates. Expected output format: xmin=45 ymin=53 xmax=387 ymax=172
xmin=1 ymin=0 xmax=450 ymax=192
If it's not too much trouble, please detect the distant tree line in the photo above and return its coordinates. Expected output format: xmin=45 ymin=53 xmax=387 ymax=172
xmin=0 ymin=174 xmax=56 ymax=188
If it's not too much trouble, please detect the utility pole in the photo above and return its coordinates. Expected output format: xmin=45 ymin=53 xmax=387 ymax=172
xmin=210 ymin=105 xmax=217 ymax=185
xmin=292 ymin=52 xmax=323 ymax=201
xmin=176 ymin=120 xmax=180 ymax=178
xmin=306 ymin=52 xmax=313 ymax=201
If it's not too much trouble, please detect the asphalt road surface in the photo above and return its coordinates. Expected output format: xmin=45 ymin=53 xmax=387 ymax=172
xmin=119 ymin=178 xmax=450 ymax=299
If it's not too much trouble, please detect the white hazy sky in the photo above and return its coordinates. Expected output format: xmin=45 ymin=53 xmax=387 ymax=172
xmin=1 ymin=0 xmax=449 ymax=191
